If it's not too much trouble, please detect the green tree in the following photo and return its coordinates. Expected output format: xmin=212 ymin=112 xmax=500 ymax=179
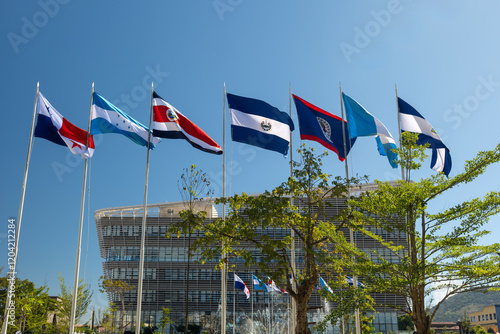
xmin=192 ymin=146 xmax=368 ymax=334
xmin=167 ymin=164 xmax=213 ymax=334
xmin=470 ymin=325 xmax=488 ymax=334
xmin=157 ymin=307 xmax=173 ymax=334
xmin=98 ymin=276 xmax=135 ymax=334
xmin=348 ymin=133 xmax=500 ymax=334
xmin=57 ymin=273 xmax=93 ymax=333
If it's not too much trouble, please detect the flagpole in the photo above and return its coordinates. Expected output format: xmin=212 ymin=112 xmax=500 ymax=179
xmin=221 ymin=82 xmax=227 ymax=334
xmin=233 ymin=274 xmax=236 ymax=334
xmin=395 ymin=84 xmax=405 ymax=180
xmin=69 ymin=82 xmax=94 ymax=334
xmin=251 ymin=276 xmax=254 ymax=334
xmin=1 ymin=82 xmax=39 ymax=334
xmin=289 ymin=83 xmax=296 ymax=334
xmin=339 ymin=83 xmax=361 ymax=334
xmin=135 ymin=82 xmax=154 ymax=334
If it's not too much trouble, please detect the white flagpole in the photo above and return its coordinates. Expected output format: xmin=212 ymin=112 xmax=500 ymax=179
xmin=289 ymin=84 xmax=296 ymax=334
xmin=339 ymin=83 xmax=361 ymax=334
xmin=221 ymin=82 xmax=227 ymax=334
xmin=1 ymin=82 xmax=39 ymax=334
xmin=135 ymin=82 xmax=154 ymax=334
xmin=233 ymin=274 xmax=236 ymax=334
xmin=251 ymin=277 xmax=254 ymax=334
xmin=395 ymin=84 xmax=405 ymax=180
xmin=69 ymin=82 xmax=94 ymax=334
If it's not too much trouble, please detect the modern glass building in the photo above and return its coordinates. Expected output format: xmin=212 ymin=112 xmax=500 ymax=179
xmin=95 ymin=184 xmax=406 ymax=333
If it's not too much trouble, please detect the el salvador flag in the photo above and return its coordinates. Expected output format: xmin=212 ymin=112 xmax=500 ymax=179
xmin=234 ymin=274 xmax=250 ymax=299
xmin=398 ymin=97 xmax=452 ymax=176
xmin=342 ymin=93 xmax=398 ymax=168
xmin=227 ymin=93 xmax=294 ymax=156
xmin=91 ymin=92 xmax=160 ymax=148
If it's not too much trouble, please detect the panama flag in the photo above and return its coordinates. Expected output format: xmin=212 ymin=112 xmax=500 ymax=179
xmin=398 ymin=97 xmax=452 ymax=176
xmin=34 ymin=92 xmax=95 ymax=158
xmin=293 ymin=94 xmax=355 ymax=162
xmin=234 ymin=274 xmax=250 ymax=299
xmin=90 ymin=92 xmax=160 ymax=148
xmin=227 ymin=93 xmax=294 ymax=156
xmin=342 ymin=93 xmax=398 ymax=168
xmin=152 ymin=92 xmax=222 ymax=155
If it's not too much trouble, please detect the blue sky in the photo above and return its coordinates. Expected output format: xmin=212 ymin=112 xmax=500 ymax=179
xmin=2 ymin=1 xmax=500 ymax=320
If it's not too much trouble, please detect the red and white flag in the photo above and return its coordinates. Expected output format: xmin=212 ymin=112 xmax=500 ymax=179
xmin=34 ymin=92 xmax=95 ymax=158
xmin=152 ymin=91 xmax=222 ymax=155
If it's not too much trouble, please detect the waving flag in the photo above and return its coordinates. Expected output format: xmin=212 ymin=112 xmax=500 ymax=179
xmin=227 ymin=93 xmax=294 ymax=155
xmin=34 ymin=92 xmax=94 ymax=158
xmin=152 ymin=92 xmax=222 ymax=155
xmin=252 ymin=275 xmax=268 ymax=292
xmin=398 ymin=97 xmax=452 ymax=176
xmin=268 ymin=277 xmax=287 ymax=294
xmin=293 ymin=94 xmax=355 ymax=161
xmin=319 ymin=276 xmax=333 ymax=293
xmin=234 ymin=274 xmax=250 ymax=299
xmin=342 ymin=93 xmax=398 ymax=168
xmin=91 ymin=92 xmax=160 ymax=148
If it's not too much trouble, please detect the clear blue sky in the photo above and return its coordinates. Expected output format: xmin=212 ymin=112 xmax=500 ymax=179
xmin=2 ymin=0 xmax=500 ymax=320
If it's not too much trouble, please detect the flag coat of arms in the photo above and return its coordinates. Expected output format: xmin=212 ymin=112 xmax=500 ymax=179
xmin=234 ymin=274 xmax=250 ymax=299
xmin=91 ymin=92 xmax=160 ymax=148
xmin=152 ymin=92 xmax=222 ymax=155
xmin=398 ymin=97 xmax=452 ymax=176
xmin=227 ymin=93 xmax=294 ymax=155
xmin=342 ymin=93 xmax=398 ymax=168
xmin=34 ymin=92 xmax=95 ymax=158
xmin=293 ymin=94 xmax=355 ymax=161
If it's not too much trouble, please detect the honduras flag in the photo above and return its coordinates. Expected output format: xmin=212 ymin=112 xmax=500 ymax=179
xmin=234 ymin=274 xmax=250 ymax=299
xmin=91 ymin=92 xmax=160 ymax=148
xmin=398 ymin=97 xmax=452 ymax=176
xmin=227 ymin=93 xmax=294 ymax=155
xmin=293 ymin=94 xmax=355 ymax=162
xmin=342 ymin=93 xmax=398 ymax=168
xmin=34 ymin=92 xmax=95 ymax=158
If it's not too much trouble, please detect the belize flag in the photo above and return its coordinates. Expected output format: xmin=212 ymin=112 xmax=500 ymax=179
xmin=91 ymin=92 xmax=160 ymax=148
xmin=342 ymin=93 xmax=398 ymax=168
xmin=398 ymin=97 xmax=452 ymax=176
xmin=293 ymin=94 xmax=355 ymax=161
xmin=234 ymin=274 xmax=250 ymax=299
xmin=227 ymin=93 xmax=294 ymax=156
xmin=152 ymin=92 xmax=222 ymax=155
xmin=34 ymin=92 xmax=95 ymax=158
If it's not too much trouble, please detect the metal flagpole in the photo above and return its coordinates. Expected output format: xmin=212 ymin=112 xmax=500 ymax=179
xmin=135 ymin=82 xmax=154 ymax=334
xmin=1 ymin=82 xmax=39 ymax=334
xmin=221 ymin=82 xmax=227 ymax=334
xmin=395 ymin=84 xmax=405 ymax=180
xmin=289 ymin=84 xmax=296 ymax=334
xmin=233 ymin=274 xmax=236 ymax=334
xmin=69 ymin=82 xmax=94 ymax=334
xmin=251 ymin=277 xmax=254 ymax=334
xmin=339 ymin=83 xmax=361 ymax=334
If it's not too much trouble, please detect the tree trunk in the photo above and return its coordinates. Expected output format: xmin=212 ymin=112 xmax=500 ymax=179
xmin=295 ymin=299 xmax=312 ymax=334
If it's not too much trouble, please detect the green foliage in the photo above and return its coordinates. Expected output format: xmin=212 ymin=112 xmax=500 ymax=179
xmin=398 ymin=314 xmax=414 ymax=331
xmin=192 ymin=146 xmax=369 ymax=334
xmin=57 ymin=273 xmax=93 ymax=333
xmin=157 ymin=307 xmax=173 ymax=333
xmin=98 ymin=276 xmax=134 ymax=334
xmin=470 ymin=325 xmax=489 ymax=334
xmin=348 ymin=133 xmax=500 ymax=334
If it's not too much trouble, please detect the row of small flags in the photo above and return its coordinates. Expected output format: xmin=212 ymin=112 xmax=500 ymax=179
xmin=234 ymin=274 xmax=362 ymax=299
xmin=34 ymin=88 xmax=451 ymax=176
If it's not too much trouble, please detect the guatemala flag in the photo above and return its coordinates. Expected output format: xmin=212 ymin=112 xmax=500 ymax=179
xmin=398 ymin=97 xmax=452 ymax=176
xmin=152 ymin=92 xmax=222 ymax=155
xmin=293 ymin=94 xmax=355 ymax=161
xmin=91 ymin=92 xmax=160 ymax=148
xmin=253 ymin=275 xmax=268 ymax=292
xmin=342 ymin=93 xmax=398 ymax=168
xmin=234 ymin=274 xmax=250 ymax=299
xmin=227 ymin=93 xmax=294 ymax=156
xmin=34 ymin=92 xmax=95 ymax=158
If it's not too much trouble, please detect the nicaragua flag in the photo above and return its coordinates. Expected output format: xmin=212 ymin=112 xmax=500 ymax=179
xmin=342 ymin=93 xmax=398 ymax=168
xmin=253 ymin=275 xmax=268 ymax=292
xmin=227 ymin=93 xmax=294 ymax=156
xmin=34 ymin=92 xmax=95 ymax=158
xmin=234 ymin=274 xmax=250 ymax=299
xmin=90 ymin=92 xmax=160 ymax=148
xmin=293 ymin=94 xmax=355 ymax=162
xmin=398 ymin=97 xmax=452 ymax=176
xmin=152 ymin=92 xmax=222 ymax=155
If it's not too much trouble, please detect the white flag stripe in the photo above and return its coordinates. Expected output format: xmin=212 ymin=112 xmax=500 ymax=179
xmin=230 ymin=108 xmax=291 ymax=141
xmin=432 ymin=148 xmax=447 ymax=172
xmin=374 ymin=118 xmax=393 ymax=138
xmin=399 ymin=112 xmax=442 ymax=141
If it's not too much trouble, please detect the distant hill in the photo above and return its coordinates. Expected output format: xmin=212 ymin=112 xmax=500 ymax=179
xmin=432 ymin=291 xmax=500 ymax=322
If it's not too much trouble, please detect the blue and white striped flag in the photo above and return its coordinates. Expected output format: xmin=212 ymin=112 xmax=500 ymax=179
xmin=398 ymin=97 xmax=452 ymax=176
xmin=227 ymin=93 xmax=294 ymax=156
